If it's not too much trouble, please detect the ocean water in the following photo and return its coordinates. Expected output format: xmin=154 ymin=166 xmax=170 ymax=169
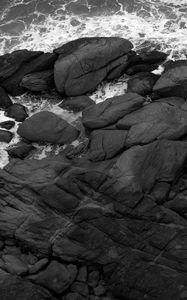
xmin=0 ymin=0 xmax=186 ymax=167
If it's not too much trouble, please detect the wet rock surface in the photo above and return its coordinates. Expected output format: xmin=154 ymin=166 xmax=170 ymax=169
xmin=0 ymin=38 xmax=187 ymax=300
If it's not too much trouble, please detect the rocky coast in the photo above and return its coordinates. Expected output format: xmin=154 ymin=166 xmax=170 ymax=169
xmin=0 ymin=37 xmax=187 ymax=300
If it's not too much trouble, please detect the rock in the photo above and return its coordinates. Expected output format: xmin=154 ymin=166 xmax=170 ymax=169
xmin=0 ymin=130 xmax=13 ymax=143
xmin=105 ymin=51 xmax=136 ymax=81
xmin=117 ymin=99 xmax=187 ymax=146
xmin=17 ymin=111 xmax=79 ymax=144
xmin=88 ymin=271 xmax=100 ymax=288
xmin=0 ymin=49 xmax=43 ymax=83
xmin=153 ymin=60 xmax=187 ymax=98
xmin=32 ymin=261 xmax=77 ymax=294
xmin=127 ymin=72 xmax=159 ymax=96
xmin=94 ymin=285 xmax=106 ymax=296
xmin=87 ymin=129 xmax=128 ymax=161
xmin=59 ymin=95 xmax=95 ymax=112
xmin=2 ymin=52 xmax=57 ymax=96
xmin=54 ymin=37 xmax=132 ymax=57
xmin=82 ymin=93 xmax=145 ymax=130
xmin=0 ymin=120 xmax=15 ymax=130
xmin=0 ymin=240 xmax=4 ymax=250
xmin=5 ymin=103 xmax=28 ymax=122
xmin=0 ymin=138 xmax=187 ymax=299
xmin=125 ymin=63 xmax=158 ymax=75
xmin=0 ymin=87 xmax=13 ymax=109
xmin=77 ymin=266 xmax=87 ymax=282
xmin=139 ymin=50 xmax=168 ymax=64
xmin=2 ymin=254 xmax=28 ymax=275
xmin=54 ymin=37 xmax=133 ymax=96
xmin=70 ymin=281 xmax=89 ymax=296
xmin=7 ymin=142 xmax=35 ymax=159
xmin=20 ymin=69 xmax=54 ymax=92
xmin=0 ymin=275 xmax=55 ymax=300
xmin=63 ymin=292 xmax=86 ymax=300
xmin=29 ymin=258 xmax=49 ymax=274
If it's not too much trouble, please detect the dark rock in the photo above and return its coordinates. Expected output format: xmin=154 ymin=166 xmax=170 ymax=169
xmin=70 ymin=281 xmax=89 ymax=296
xmin=54 ymin=37 xmax=132 ymax=57
xmin=0 ymin=130 xmax=13 ymax=143
xmin=126 ymin=63 xmax=158 ymax=75
xmin=29 ymin=258 xmax=49 ymax=274
xmin=2 ymin=254 xmax=28 ymax=275
xmin=60 ymin=95 xmax=95 ymax=112
xmin=153 ymin=60 xmax=187 ymax=98
xmin=7 ymin=142 xmax=35 ymax=159
xmin=54 ymin=37 xmax=133 ymax=96
xmin=77 ymin=266 xmax=87 ymax=282
xmin=0 ymin=87 xmax=13 ymax=109
xmin=0 ymin=139 xmax=187 ymax=299
xmin=2 ymin=52 xmax=57 ymax=96
xmin=0 ymin=120 xmax=15 ymax=130
xmin=20 ymin=69 xmax=54 ymax=92
xmin=94 ymin=284 xmax=106 ymax=296
xmin=0 ymin=274 xmax=56 ymax=300
xmin=105 ymin=51 xmax=136 ymax=81
xmin=117 ymin=99 xmax=187 ymax=146
xmin=139 ymin=50 xmax=168 ymax=64
xmin=88 ymin=270 xmax=100 ymax=288
xmin=5 ymin=103 xmax=28 ymax=122
xmin=127 ymin=72 xmax=159 ymax=96
xmin=32 ymin=261 xmax=77 ymax=294
xmin=63 ymin=292 xmax=86 ymax=300
xmin=0 ymin=49 xmax=43 ymax=83
xmin=82 ymin=93 xmax=145 ymax=130
xmin=17 ymin=111 xmax=79 ymax=144
xmin=88 ymin=129 xmax=128 ymax=161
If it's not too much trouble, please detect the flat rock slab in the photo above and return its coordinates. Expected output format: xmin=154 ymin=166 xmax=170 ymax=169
xmin=54 ymin=37 xmax=133 ymax=96
xmin=17 ymin=111 xmax=79 ymax=145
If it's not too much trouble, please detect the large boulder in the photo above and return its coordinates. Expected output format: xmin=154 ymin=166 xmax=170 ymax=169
xmin=82 ymin=92 xmax=145 ymax=129
xmin=17 ymin=111 xmax=79 ymax=144
xmin=54 ymin=37 xmax=133 ymax=96
xmin=153 ymin=60 xmax=187 ymax=98
xmin=117 ymin=98 xmax=187 ymax=146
